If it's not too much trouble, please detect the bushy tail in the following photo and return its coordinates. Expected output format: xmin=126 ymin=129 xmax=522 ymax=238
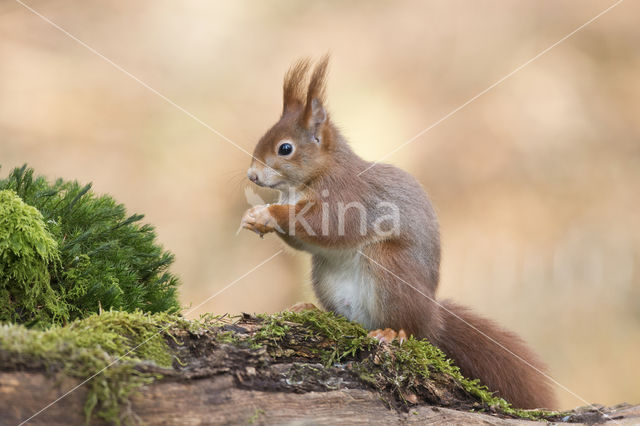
xmin=433 ymin=300 xmax=557 ymax=409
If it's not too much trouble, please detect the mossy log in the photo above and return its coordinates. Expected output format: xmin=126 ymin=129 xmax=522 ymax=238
xmin=0 ymin=311 xmax=637 ymax=425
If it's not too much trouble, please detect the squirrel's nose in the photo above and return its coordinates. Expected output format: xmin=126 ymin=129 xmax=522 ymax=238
xmin=247 ymin=170 xmax=258 ymax=183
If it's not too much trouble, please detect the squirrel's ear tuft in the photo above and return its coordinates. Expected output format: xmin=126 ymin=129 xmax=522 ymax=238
xmin=283 ymin=58 xmax=311 ymax=116
xmin=302 ymin=55 xmax=329 ymax=130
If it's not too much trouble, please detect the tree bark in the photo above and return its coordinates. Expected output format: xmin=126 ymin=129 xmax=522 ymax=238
xmin=1 ymin=371 xmax=638 ymax=425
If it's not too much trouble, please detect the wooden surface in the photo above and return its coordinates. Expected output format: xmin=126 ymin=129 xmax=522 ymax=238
xmin=2 ymin=371 xmax=638 ymax=425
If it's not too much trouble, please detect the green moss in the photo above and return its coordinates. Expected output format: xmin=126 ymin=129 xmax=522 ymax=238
xmin=0 ymin=310 xmax=185 ymax=424
xmin=254 ymin=309 xmax=375 ymax=365
xmin=216 ymin=330 xmax=237 ymax=344
xmin=0 ymin=165 xmax=181 ymax=327
xmin=391 ymin=338 xmax=557 ymax=419
xmin=247 ymin=408 xmax=265 ymax=424
xmin=0 ymin=190 xmax=64 ymax=326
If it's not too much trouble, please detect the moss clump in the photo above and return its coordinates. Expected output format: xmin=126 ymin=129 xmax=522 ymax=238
xmin=389 ymin=337 xmax=555 ymax=419
xmin=399 ymin=339 xmax=558 ymax=419
xmin=254 ymin=309 xmax=375 ymax=364
xmin=0 ymin=190 xmax=65 ymax=325
xmin=0 ymin=165 xmax=181 ymax=327
xmin=0 ymin=310 xmax=185 ymax=424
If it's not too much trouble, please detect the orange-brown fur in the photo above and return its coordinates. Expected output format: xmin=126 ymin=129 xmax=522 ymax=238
xmin=242 ymin=56 xmax=556 ymax=409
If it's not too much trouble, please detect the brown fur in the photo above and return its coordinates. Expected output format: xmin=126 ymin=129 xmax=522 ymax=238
xmin=244 ymin=57 xmax=557 ymax=409
xmin=282 ymin=58 xmax=310 ymax=115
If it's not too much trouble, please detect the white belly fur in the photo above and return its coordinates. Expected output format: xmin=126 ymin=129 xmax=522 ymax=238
xmin=312 ymin=249 xmax=378 ymax=329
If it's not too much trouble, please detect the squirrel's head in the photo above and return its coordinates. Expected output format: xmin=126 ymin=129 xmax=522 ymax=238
xmin=248 ymin=56 xmax=334 ymax=191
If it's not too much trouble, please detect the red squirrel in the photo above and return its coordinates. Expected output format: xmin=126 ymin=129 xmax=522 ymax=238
xmin=241 ymin=56 xmax=556 ymax=409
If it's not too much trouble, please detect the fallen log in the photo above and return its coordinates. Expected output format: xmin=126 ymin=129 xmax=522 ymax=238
xmin=0 ymin=311 xmax=636 ymax=425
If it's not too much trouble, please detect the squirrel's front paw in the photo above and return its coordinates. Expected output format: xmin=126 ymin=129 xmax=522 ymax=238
xmin=241 ymin=205 xmax=279 ymax=237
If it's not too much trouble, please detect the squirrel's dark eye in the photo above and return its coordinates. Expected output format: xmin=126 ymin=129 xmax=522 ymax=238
xmin=278 ymin=143 xmax=293 ymax=156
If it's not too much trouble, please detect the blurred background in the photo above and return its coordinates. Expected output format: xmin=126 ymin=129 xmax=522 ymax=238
xmin=1 ymin=0 xmax=638 ymax=409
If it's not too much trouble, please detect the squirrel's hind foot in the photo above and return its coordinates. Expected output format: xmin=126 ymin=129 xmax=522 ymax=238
xmin=368 ymin=328 xmax=407 ymax=344
xmin=287 ymin=302 xmax=319 ymax=312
